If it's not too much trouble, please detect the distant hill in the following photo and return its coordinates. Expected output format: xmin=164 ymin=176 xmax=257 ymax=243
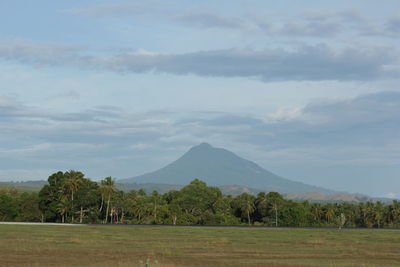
xmin=116 ymin=183 xmax=396 ymax=203
xmin=116 ymin=183 xmax=261 ymax=196
xmin=120 ymin=143 xmax=335 ymax=194
xmin=0 ymin=180 xmax=47 ymax=192
xmin=286 ymin=192 xmax=373 ymax=203
xmin=116 ymin=183 xmax=182 ymax=194
xmin=2 ymin=179 xmax=395 ymax=203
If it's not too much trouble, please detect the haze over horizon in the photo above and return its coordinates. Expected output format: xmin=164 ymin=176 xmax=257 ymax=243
xmin=1 ymin=1 xmax=399 ymax=198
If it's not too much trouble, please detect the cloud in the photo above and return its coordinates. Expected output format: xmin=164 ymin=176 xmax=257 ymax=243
xmin=0 ymin=40 xmax=397 ymax=82
xmin=181 ymin=10 xmax=400 ymax=39
xmin=385 ymin=17 xmax=400 ymax=34
xmin=0 ymin=39 xmax=83 ymax=67
xmin=182 ymin=91 xmax=400 ymax=165
xmin=174 ymin=13 xmax=244 ymax=29
xmin=57 ymin=90 xmax=80 ymax=100
xmin=302 ymin=91 xmax=400 ymax=125
xmin=67 ymin=2 xmax=400 ymax=41
xmin=70 ymin=45 xmax=400 ymax=81
xmin=0 ymin=95 xmax=20 ymax=111
xmin=67 ymin=2 xmax=158 ymax=17
xmin=169 ymin=9 xmax=349 ymax=37
xmin=257 ymin=10 xmax=400 ymax=39
xmin=279 ymin=21 xmax=342 ymax=37
xmin=1 ymin=91 xmax=400 ymax=196
xmin=2 ymin=91 xmax=400 ymax=147
xmin=357 ymin=16 xmax=400 ymax=38
xmin=266 ymin=107 xmax=303 ymax=122
xmin=303 ymin=9 xmax=365 ymax=23
xmin=0 ymin=95 xmax=32 ymax=120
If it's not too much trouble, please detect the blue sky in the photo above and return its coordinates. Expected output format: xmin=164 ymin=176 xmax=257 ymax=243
xmin=0 ymin=0 xmax=399 ymax=198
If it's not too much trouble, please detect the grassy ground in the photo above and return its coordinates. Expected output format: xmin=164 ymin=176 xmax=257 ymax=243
xmin=0 ymin=225 xmax=399 ymax=266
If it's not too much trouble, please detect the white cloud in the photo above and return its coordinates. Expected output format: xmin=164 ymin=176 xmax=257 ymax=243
xmin=128 ymin=143 xmax=153 ymax=150
xmin=0 ymin=39 xmax=397 ymax=82
xmin=266 ymin=107 xmax=303 ymax=123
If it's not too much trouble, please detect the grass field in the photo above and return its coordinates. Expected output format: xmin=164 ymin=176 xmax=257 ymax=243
xmin=1 ymin=225 xmax=400 ymax=266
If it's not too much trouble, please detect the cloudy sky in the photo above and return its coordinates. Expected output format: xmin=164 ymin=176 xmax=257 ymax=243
xmin=1 ymin=0 xmax=399 ymax=198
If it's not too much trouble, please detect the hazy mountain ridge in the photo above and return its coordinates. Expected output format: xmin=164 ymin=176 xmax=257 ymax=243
xmin=116 ymin=183 xmax=261 ymax=195
xmin=0 ymin=180 xmax=47 ymax=192
xmin=121 ymin=143 xmax=335 ymax=194
xmin=1 ymin=180 xmax=395 ymax=203
xmin=286 ymin=192 xmax=373 ymax=203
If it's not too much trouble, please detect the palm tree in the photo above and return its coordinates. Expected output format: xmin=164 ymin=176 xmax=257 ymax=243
xmin=364 ymin=202 xmax=375 ymax=227
xmin=255 ymin=192 xmax=268 ymax=221
xmin=64 ymin=170 xmax=83 ymax=223
xmin=236 ymin=193 xmax=255 ymax=226
xmin=150 ymin=191 xmax=162 ymax=223
xmin=101 ymin=177 xmax=115 ymax=224
xmin=311 ymin=203 xmax=323 ymax=226
xmin=266 ymin=192 xmax=283 ymax=227
xmin=388 ymin=200 xmax=400 ymax=227
xmin=374 ymin=201 xmax=384 ymax=228
xmin=325 ymin=204 xmax=335 ymax=225
xmin=57 ymin=199 xmax=70 ymax=223
xmin=271 ymin=202 xmax=279 ymax=227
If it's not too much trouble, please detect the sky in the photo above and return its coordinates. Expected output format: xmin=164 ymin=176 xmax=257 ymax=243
xmin=0 ymin=0 xmax=399 ymax=198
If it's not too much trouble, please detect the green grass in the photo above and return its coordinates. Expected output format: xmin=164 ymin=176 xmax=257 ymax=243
xmin=0 ymin=225 xmax=400 ymax=266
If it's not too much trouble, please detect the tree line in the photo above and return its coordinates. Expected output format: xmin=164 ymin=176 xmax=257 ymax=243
xmin=1 ymin=170 xmax=399 ymax=228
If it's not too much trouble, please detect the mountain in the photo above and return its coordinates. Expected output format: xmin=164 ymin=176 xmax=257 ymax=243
xmin=116 ymin=182 xmax=262 ymax=195
xmin=0 ymin=180 xmax=47 ymax=192
xmin=285 ymin=192 xmax=372 ymax=203
xmin=116 ymin=183 xmax=182 ymax=194
xmin=121 ymin=143 xmax=335 ymax=194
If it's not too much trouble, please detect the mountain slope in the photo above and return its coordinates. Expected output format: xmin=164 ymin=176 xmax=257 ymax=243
xmin=121 ymin=143 xmax=334 ymax=194
xmin=0 ymin=180 xmax=47 ymax=192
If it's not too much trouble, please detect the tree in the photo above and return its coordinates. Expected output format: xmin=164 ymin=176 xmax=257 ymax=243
xmin=387 ymin=200 xmax=400 ymax=227
xmin=310 ymin=203 xmax=323 ymax=226
xmin=266 ymin=192 xmax=284 ymax=227
xmin=163 ymin=190 xmax=183 ymax=225
xmin=100 ymin=177 xmax=116 ymax=224
xmin=63 ymin=170 xmax=84 ymax=223
xmin=8 ymin=172 xmax=400 ymax=229
xmin=0 ymin=188 xmax=18 ymax=221
xmin=233 ymin=193 xmax=255 ymax=225
xmin=17 ymin=192 xmax=41 ymax=222
xmin=57 ymin=198 xmax=70 ymax=223
xmin=211 ymin=195 xmax=239 ymax=225
xmin=362 ymin=202 xmax=375 ymax=228
xmin=112 ymin=191 xmax=125 ymax=224
xmin=39 ymin=171 xmax=67 ymax=222
xmin=280 ymin=201 xmax=309 ymax=227
xmin=74 ymin=178 xmax=101 ymax=223
xmin=338 ymin=213 xmax=346 ymax=229
xmin=177 ymin=179 xmax=223 ymax=225
xmin=374 ymin=201 xmax=384 ymax=228
xmin=149 ymin=191 xmax=162 ymax=223
xmin=325 ymin=204 xmax=336 ymax=225
xmin=255 ymin=192 xmax=269 ymax=222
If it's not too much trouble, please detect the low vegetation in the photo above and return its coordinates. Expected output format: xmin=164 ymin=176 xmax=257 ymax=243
xmin=1 ymin=224 xmax=400 ymax=266
xmin=1 ymin=170 xmax=400 ymax=228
